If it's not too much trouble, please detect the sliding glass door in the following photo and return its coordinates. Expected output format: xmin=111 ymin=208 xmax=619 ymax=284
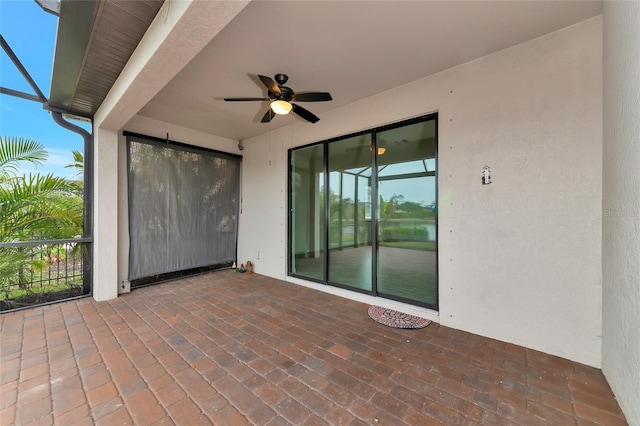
xmin=289 ymin=114 xmax=437 ymax=309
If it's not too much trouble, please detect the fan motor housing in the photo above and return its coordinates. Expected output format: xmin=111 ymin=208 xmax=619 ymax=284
xmin=278 ymin=86 xmax=294 ymax=101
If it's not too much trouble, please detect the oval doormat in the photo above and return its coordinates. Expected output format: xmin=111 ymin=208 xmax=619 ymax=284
xmin=367 ymin=306 xmax=431 ymax=329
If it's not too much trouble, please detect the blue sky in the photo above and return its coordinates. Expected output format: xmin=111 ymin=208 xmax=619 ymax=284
xmin=1 ymin=0 xmax=89 ymax=179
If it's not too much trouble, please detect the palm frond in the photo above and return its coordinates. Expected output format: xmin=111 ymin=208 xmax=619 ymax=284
xmin=0 ymin=136 xmax=48 ymax=177
xmin=0 ymin=173 xmax=83 ymax=241
xmin=65 ymin=150 xmax=84 ymax=169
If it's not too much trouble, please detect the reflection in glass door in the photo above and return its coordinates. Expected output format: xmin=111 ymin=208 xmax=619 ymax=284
xmin=376 ymin=120 xmax=437 ymax=306
xmin=328 ymin=134 xmax=372 ymax=292
xmin=290 ymin=144 xmax=324 ymax=281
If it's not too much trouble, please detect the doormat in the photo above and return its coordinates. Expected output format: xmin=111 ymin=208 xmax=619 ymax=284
xmin=367 ymin=306 xmax=431 ymax=329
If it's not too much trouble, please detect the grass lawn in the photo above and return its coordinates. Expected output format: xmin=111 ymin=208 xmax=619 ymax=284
xmin=379 ymin=241 xmax=437 ymax=251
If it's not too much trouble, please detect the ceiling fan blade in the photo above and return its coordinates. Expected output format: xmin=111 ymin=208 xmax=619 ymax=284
xmin=261 ymin=108 xmax=275 ymax=123
xmin=293 ymin=92 xmax=332 ymax=102
xmin=292 ymin=103 xmax=319 ymax=123
xmin=224 ymin=97 xmax=270 ymax=101
xmin=258 ymin=75 xmax=281 ymax=96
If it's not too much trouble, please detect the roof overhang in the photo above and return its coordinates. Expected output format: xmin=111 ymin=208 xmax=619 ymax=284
xmin=35 ymin=0 xmax=61 ymax=16
xmin=48 ymin=0 xmax=163 ymax=118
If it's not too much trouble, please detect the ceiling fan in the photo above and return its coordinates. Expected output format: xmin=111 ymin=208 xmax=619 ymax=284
xmin=224 ymin=73 xmax=332 ymax=124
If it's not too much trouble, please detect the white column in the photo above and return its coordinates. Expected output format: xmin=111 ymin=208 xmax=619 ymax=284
xmin=93 ymin=127 xmax=119 ymax=301
xmin=602 ymin=1 xmax=640 ymax=425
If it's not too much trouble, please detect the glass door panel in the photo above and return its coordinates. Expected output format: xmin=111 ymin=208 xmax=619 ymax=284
xmin=290 ymin=144 xmax=324 ymax=281
xmin=376 ymin=120 xmax=437 ymax=306
xmin=328 ymin=134 xmax=372 ymax=292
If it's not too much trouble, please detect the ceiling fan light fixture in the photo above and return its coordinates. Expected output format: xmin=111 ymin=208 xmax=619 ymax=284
xmin=226 ymin=74 xmax=330 ymax=123
xmin=370 ymin=146 xmax=386 ymax=155
xmin=271 ymin=100 xmax=292 ymax=115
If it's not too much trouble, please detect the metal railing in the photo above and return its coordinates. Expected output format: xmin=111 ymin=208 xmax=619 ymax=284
xmin=0 ymin=238 xmax=92 ymax=311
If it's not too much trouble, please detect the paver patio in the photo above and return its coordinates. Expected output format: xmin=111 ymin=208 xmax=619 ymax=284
xmin=0 ymin=271 xmax=627 ymax=425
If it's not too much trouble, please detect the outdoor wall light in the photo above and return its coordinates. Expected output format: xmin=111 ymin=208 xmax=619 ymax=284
xmin=482 ymin=165 xmax=492 ymax=184
xmin=270 ymin=100 xmax=292 ymax=115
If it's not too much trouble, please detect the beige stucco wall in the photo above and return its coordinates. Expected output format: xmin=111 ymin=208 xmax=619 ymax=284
xmin=602 ymin=1 xmax=640 ymax=424
xmin=237 ymin=17 xmax=604 ymax=367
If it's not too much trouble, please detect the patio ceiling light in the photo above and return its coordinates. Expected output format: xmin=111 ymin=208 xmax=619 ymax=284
xmin=270 ymin=100 xmax=292 ymax=115
xmin=370 ymin=145 xmax=386 ymax=155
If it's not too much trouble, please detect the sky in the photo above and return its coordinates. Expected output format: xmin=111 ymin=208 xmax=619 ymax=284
xmin=1 ymin=0 xmax=89 ymax=179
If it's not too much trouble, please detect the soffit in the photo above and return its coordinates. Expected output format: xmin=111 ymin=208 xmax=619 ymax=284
xmin=48 ymin=0 xmax=164 ymax=117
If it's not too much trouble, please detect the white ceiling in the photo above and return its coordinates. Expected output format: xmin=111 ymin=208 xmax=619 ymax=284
xmin=137 ymin=1 xmax=602 ymax=142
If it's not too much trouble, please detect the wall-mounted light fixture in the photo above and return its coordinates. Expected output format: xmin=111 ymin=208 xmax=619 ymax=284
xmin=482 ymin=165 xmax=492 ymax=185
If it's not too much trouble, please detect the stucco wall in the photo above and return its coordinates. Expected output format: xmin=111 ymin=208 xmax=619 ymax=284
xmin=238 ymin=17 xmax=603 ymax=366
xmin=602 ymin=1 xmax=640 ymax=424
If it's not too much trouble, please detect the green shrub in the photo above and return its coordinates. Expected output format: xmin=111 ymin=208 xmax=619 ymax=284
xmin=380 ymin=225 xmax=429 ymax=242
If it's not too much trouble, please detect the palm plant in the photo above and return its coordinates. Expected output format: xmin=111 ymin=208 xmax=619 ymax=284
xmin=380 ymin=193 xmax=404 ymax=226
xmin=0 ymin=136 xmax=83 ymax=240
xmin=64 ymin=150 xmax=84 ymax=184
xmin=0 ymin=136 xmax=83 ymax=299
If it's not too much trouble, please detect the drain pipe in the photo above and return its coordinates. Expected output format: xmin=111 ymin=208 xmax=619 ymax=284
xmin=50 ymin=111 xmax=94 ymax=295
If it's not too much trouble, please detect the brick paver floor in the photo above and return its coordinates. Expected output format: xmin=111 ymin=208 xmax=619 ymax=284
xmin=0 ymin=271 xmax=627 ymax=425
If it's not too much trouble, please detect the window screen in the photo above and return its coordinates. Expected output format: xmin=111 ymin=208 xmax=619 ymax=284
xmin=127 ymin=134 xmax=241 ymax=281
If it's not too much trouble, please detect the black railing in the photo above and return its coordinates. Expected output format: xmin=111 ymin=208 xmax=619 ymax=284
xmin=0 ymin=238 xmax=92 ymax=311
